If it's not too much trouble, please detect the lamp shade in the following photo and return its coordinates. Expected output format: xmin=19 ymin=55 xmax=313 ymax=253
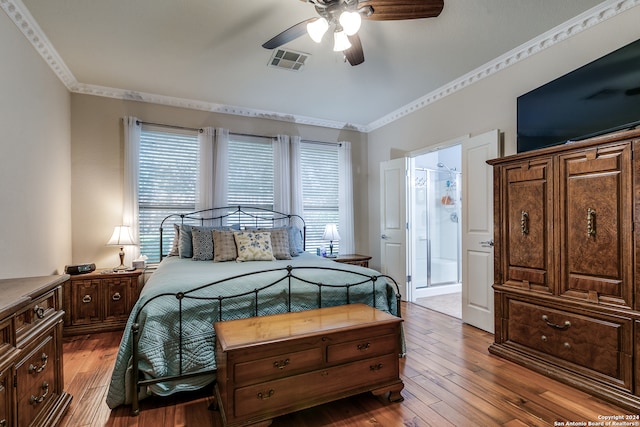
xmin=307 ymin=17 xmax=329 ymax=43
xmin=339 ymin=11 xmax=361 ymax=36
xmin=333 ymin=30 xmax=351 ymax=52
xmin=322 ymin=224 xmax=340 ymax=242
xmin=107 ymin=225 xmax=135 ymax=246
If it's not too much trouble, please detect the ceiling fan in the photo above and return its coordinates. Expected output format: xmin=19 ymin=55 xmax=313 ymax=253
xmin=262 ymin=0 xmax=444 ymax=66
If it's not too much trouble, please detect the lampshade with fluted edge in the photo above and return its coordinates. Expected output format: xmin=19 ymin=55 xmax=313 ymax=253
xmin=107 ymin=225 xmax=136 ymax=270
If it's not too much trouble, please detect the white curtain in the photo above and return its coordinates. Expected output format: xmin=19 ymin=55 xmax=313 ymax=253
xmin=213 ymin=128 xmax=229 ymax=208
xmin=290 ymin=136 xmax=304 ymax=228
xmin=338 ymin=141 xmax=355 ymax=254
xmin=197 ymin=127 xmax=215 ymax=211
xmin=122 ymin=116 xmax=141 ymax=263
xmin=273 ymin=135 xmax=290 ymax=215
xmin=197 ymin=127 xmax=229 ymax=213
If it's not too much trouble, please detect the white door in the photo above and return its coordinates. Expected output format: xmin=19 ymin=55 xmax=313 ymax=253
xmin=380 ymin=158 xmax=410 ymax=301
xmin=461 ymin=129 xmax=499 ymax=332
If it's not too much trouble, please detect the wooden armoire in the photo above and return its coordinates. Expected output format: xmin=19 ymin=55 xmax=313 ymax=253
xmin=487 ymin=127 xmax=640 ymax=412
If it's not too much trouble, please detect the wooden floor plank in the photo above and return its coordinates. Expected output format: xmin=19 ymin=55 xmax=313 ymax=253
xmin=58 ymin=302 xmax=632 ymax=427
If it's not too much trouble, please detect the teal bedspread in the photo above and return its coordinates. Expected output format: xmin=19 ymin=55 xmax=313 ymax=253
xmin=105 ymin=254 xmax=400 ymax=408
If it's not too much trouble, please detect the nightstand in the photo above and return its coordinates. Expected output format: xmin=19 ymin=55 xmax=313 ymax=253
xmin=332 ymin=254 xmax=372 ymax=268
xmin=62 ymin=268 xmax=143 ymax=336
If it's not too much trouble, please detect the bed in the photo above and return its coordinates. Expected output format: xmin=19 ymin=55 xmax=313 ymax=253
xmin=105 ymin=206 xmax=402 ymax=414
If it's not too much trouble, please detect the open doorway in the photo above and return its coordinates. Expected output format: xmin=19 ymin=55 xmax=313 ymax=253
xmin=410 ymin=144 xmax=462 ymax=318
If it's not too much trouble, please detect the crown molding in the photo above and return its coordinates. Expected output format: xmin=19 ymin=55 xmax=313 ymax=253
xmin=366 ymin=0 xmax=640 ymax=132
xmin=3 ymin=0 xmax=639 ymax=134
xmin=0 ymin=0 xmax=78 ymax=89
xmin=73 ymin=83 xmax=368 ymax=132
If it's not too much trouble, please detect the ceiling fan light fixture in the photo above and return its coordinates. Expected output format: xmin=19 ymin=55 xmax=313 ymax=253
xmin=333 ymin=30 xmax=351 ymax=52
xmin=339 ymin=11 xmax=361 ymax=36
xmin=307 ymin=17 xmax=329 ymax=43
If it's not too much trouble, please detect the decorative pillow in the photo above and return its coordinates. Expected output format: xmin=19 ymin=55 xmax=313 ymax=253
xmin=191 ymin=226 xmax=214 ymax=261
xmin=178 ymin=224 xmax=194 ymax=258
xmin=167 ymin=224 xmax=180 ymax=257
xmin=233 ymin=231 xmax=275 ymax=262
xmin=213 ymin=230 xmax=237 ymax=262
xmin=288 ymin=226 xmax=304 ymax=255
xmin=257 ymin=228 xmax=291 ymax=260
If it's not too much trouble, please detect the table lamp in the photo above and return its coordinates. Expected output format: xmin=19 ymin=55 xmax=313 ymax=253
xmin=107 ymin=225 xmax=136 ymax=271
xmin=322 ymin=223 xmax=340 ymax=258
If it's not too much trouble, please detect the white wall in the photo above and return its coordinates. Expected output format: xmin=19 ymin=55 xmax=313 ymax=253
xmin=366 ymin=6 xmax=640 ymax=271
xmin=0 ymin=10 xmax=72 ymax=279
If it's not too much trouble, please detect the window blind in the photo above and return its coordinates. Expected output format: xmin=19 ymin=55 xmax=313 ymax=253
xmin=227 ymin=136 xmax=275 ymax=225
xmin=300 ymin=142 xmax=339 ymax=253
xmin=138 ymin=127 xmax=199 ymax=261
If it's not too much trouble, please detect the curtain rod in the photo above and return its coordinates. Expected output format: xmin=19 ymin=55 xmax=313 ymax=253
xmin=301 ymin=139 xmax=341 ymax=147
xmin=231 ymin=131 xmax=277 ymax=140
xmin=136 ymin=120 xmax=202 ymax=133
xmin=135 ymin=120 xmax=340 ymax=146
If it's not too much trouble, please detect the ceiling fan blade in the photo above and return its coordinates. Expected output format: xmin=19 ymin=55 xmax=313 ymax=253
xmin=359 ymin=0 xmax=444 ymax=21
xmin=262 ymin=18 xmax=317 ymax=49
xmin=345 ymin=34 xmax=364 ymax=66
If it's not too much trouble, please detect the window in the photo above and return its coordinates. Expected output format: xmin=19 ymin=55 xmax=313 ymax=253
xmin=138 ymin=126 xmax=199 ymax=262
xmin=227 ymin=135 xmax=275 ymax=226
xmin=300 ymin=142 xmax=339 ymax=254
xmin=227 ymin=135 xmax=274 ymax=209
xmin=136 ymin=128 xmax=344 ymax=261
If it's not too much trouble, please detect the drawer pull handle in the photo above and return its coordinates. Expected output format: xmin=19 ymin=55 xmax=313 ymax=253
xmin=273 ymin=359 xmax=289 ymax=369
xmin=29 ymin=381 xmax=49 ymax=405
xmin=33 ymin=305 xmax=45 ymax=319
xmin=112 ymin=292 xmax=122 ymax=301
xmin=357 ymin=342 xmax=371 ymax=351
xmin=257 ymin=389 xmax=275 ymax=400
xmin=521 ymin=211 xmax=529 ymax=235
xmin=370 ymin=363 xmax=384 ymax=371
xmin=587 ymin=208 xmax=596 ymax=237
xmin=542 ymin=315 xmax=571 ymax=330
xmin=564 ymin=342 xmax=571 ymax=349
xmin=28 ymin=353 xmax=49 ymax=374
xmin=82 ymin=295 xmax=92 ymax=303
xmin=541 ymin=335 xmax=547 ymax=342
xmin=0 ymin=419 xmax=6 ymax=427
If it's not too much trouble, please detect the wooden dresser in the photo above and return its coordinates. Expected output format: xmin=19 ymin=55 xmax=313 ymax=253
xmin=487 ymin=128 xmax=640 ymax=412
xmin=62 ymin=269 xmax=143 ymax=336
xmin=214 ymin=304 xmax=404 ymax=427
xmin=0 ymin=275 xmax=72 ymax=427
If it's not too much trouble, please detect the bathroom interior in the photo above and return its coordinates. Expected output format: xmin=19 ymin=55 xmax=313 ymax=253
xmin=411 ymin=144 xmax=462 ymax=318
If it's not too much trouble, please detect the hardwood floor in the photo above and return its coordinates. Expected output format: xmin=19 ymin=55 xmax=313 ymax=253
xmin=59 ymin=302 xmax=632 ymax=426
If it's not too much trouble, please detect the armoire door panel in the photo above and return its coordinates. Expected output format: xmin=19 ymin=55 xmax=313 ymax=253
xmin=559 ymin=143 xmax=632 ymax=307
xmin=503 ymin=159 xmax=553 ymax=293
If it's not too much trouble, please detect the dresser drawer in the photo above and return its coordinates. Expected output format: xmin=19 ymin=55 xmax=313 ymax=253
xmin=69 ymin=279 xmax=100 ymax=325
xmin=234 ymin=347 xmax=323 ymax=386
xmin=507 ymin=299 xmax=631 ymax=383
xmin=0 ymin=318 xmax=14 ymax=359
xmin=15 ymin=290 xmax=58 ymax=342
xmin=16 ymin=333 xmax=57 ymax=427
xmin=0 ymin=366 xmax=12 ymax=427
xmin=234 ymin=353 xmax=398 ymax=418
xmin=327 ymin=332 xmax=398 ymax=365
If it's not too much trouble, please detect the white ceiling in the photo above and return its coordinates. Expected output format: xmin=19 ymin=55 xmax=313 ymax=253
xmin=10 ymin=0 xmax=609 ymax=130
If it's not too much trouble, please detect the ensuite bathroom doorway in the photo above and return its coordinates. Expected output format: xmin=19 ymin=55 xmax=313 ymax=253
xmin=410 ymin=144 xmax=462 ymax=318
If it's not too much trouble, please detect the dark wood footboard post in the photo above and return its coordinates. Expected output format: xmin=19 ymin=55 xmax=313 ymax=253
xmin=131 ymin=322 xmax=141 ymax=416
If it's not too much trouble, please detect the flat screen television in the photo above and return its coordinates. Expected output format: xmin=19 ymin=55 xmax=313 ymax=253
xmin=517 ymin=38 xmax=640 ymax=153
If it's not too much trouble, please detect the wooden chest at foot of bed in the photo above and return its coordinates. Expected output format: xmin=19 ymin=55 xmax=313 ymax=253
xmin=213 ymin=304 xmax=404 ymax=427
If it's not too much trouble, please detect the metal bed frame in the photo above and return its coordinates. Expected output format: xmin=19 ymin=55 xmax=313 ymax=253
xmin=128 ymin=206 xmax=401 ymax=415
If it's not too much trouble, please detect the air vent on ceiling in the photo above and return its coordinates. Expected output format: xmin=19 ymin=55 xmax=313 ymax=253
xmin=268 ymin=48 xmax=308 ymax=71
